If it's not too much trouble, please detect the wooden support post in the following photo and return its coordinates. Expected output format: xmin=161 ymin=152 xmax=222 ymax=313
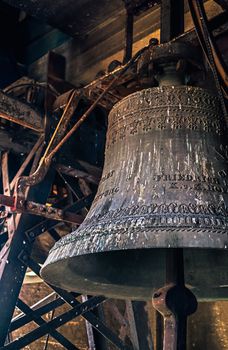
xmin=160 ymin=0 xmax=184 ymax=43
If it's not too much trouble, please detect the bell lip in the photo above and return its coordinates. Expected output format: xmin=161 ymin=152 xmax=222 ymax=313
xmin=41 ymin=226 xmax=228 ymax=270
xmin=41 ymin=258 xmax=156 ymax=301
xmin=41 ymin=246 xmax=228 ymax=301
xmin=45 ymin=224 xmax=228 ymax=264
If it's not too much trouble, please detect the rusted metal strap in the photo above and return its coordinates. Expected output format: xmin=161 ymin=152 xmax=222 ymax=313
xmin=12 ymin=90 xmax=82 ymax=212
xmin=10 ymin=135 xmax=45 ymax=191
xmin=0 ymin=194 xmax=83 ymax=225
xmin=152 ymin=250 xmax=197 ymax=350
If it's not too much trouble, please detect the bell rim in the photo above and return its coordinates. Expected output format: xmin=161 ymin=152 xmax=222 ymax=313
xmin=41 ymin=240 xmax=228 ymax=300
xmin=42 ymin=225 xmax=228 ymax=271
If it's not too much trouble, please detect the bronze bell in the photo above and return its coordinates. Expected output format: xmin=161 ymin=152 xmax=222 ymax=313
xmin=41 ymin=84 xmax=228 ymax=300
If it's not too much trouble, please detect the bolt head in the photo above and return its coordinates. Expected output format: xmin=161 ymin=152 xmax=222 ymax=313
xmin=149 ymin=37 xmax=159 ymax=46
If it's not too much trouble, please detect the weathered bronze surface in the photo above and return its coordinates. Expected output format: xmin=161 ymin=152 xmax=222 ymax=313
xmin=41 ymin=86 xmax=228 ymax=299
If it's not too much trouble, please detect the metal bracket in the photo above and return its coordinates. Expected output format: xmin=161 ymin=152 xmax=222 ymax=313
xmin=152 ymin=283 xmax=197 ymax=350
xmin=0 ymin=194 xmax=83 ymax=225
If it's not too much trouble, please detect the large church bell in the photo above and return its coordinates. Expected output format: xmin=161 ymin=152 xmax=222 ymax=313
xmin=41 ymin=42 xmax=228 ymax=300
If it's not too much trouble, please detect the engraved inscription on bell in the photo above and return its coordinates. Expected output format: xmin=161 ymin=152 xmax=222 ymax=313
xmin=41 ymin=86 xmax=228 ymax=299
xmin=57 ymin=86 xmax=228 ymax=253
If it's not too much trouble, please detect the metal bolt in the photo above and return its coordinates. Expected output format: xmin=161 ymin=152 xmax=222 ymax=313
xmin=27 ymin=202 xmax=34 ymax=209
xmin=57 ymin=209 xmax=63 ymax=217
xmin=47 ymin=207 xmax=53 ymax=214
xmin=22 ymin=255 xmax=28 ymax=261
xmin=149 ymin=37 xmax=159 ymax=46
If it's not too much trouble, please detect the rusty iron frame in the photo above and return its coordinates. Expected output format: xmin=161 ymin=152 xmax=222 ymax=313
xmin=0 ymin=182 xmax=133 ymax=350
xmin=10 ymin=135 xmax=45 ymax=191
xmin=0 ymin=51 xmax=147 ymax=350
xmin=8 ymin=89 xmax=82 ymax=225
xmin=0 ymin=193 xmax=84 ymax=224
xmin=152 ymin=250 xmax=198 ymax=350
xmin=0 ymin=154 xmax=56 ymax=345
xmin=9 ymin=44 xmax=146 ymax=228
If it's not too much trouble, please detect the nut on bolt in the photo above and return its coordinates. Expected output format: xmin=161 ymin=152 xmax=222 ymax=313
xmin=149 ymin=37 xmax=159 ymax=46
xmin=47 ymin=206 xmax=54 ymax=214
xmin=22 ymin=254 xmax=28 ymax=262
xmin=39 ymin=205 xmax=45 ymax=212
xmin=57 ymin=209 xmax=63 ymax=217
xmin=27 ymin=202 xmax=34 ymax=209
xmin=29 ymin=231 xmax=35 ymax=238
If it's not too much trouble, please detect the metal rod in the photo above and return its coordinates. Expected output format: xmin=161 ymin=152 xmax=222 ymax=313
xmin=46 ymin=47 xmax=146 ymax=162
xmin=10 ymin=135 xmax=44 ymax=191
xmin=165 ymin=249 xmax=186 ymax=349
xmin=42 ymin=89 xmax=78 ymax=161
xmin=188 ymin=0 xmax=228 ymax=121
xmin=153 ymin=250 xmax=198 ymax=350
xmin=0 ymin=194 xmax=83 ymax=224
xmin=189 ymin=0 xmax=228 ymax=90
xmin=11 ymin=89 xmax=81 ymax=211
xmin=46 ymin=76 xmax=122 ymax=161
xmin=2 ymin=153 xmax=10 ymax=197
xmin=156 ymin=311 xmax=163 ymax=350
xmin=166 ymin=249 xmax=185 ymax=286
xmin=55 ymin=163 xmax=100 ymax=185
xmin=1 ymin=153 xmax=15 ymax=234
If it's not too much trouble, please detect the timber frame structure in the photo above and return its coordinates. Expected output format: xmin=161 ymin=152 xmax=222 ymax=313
xmin=0 ymin=0 xmax=227 ymax=349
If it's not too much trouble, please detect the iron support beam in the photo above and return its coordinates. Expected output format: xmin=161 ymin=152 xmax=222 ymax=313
xmin=153 ymin=250 xmax=198 ymax=350
xmin=10 ymin=297 xmax=65 ymax=332
xmin=0 ymin=193 xmax=84 ymax=224
xmin=28 ymin=259 xmax=131 ymax=350
xmin=14 ymin=299 xmax=80 ymax=350
xmin=2 ymin=296 xmax=105 ymax=350
xmin=86 ymin=298 xmax=109 ymax=350
xmin=25 ymin=193 xmax=95 ymax=241
xmin=82 ymin=296 xmax=98 ymax=350
xmin=0 ymin=168 xmax=55 ymax=346
xmin=126 ymin=301 xmax=154 ymax=350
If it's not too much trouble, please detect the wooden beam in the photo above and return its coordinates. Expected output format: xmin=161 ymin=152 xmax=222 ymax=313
xmin=0 ymin=91 xmax=43 ymax=132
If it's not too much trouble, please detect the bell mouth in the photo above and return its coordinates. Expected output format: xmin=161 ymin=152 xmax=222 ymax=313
xmin=41 ymin=248 xmax=228 ymax=301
